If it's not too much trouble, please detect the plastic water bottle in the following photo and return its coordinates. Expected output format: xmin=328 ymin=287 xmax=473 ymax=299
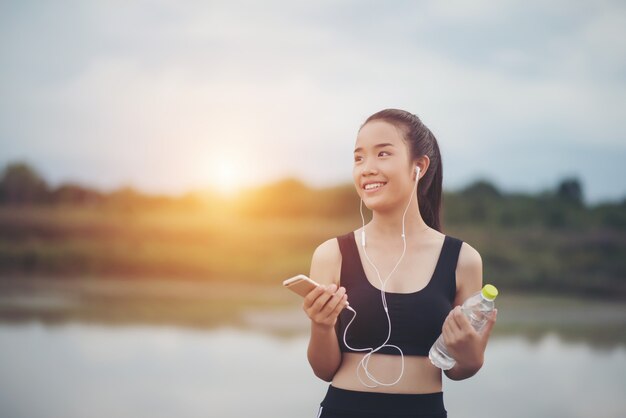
xmin=429 ymin=284 xmax=498 ymax=370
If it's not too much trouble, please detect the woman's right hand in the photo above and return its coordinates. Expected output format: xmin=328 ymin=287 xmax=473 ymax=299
xmin=302 ymin=284 xmax=348 ymax=330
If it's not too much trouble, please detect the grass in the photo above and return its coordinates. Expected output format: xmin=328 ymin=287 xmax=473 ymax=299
xmin=1 ymin=205 xmax=624 ymax=298
xmin=0 ymin=205 xmax=353 ymax=282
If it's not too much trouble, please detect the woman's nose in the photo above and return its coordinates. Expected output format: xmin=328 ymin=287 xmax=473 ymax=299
xmin=362 ymin=164 xmax=377 ymax=175
xmin=361 ymin=162 xmax=376 ymax=175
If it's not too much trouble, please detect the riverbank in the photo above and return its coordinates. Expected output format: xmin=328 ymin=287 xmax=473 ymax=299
xmin=1 ymin=276 xmax=624 ymax=349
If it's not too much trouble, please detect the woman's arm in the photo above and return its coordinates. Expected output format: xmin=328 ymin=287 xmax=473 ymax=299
xmin=304 ymin=239 xmax=347 ymax=382
xmin=443 ymin=243 xmax=498 ymax=381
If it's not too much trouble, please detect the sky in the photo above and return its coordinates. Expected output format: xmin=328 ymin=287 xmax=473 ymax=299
xmin=1 ymin=0 xmax=625 ymax=204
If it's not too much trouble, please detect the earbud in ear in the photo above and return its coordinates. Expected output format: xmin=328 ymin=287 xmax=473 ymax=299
xmin=415 ymin=166 xmax=420 ymax=175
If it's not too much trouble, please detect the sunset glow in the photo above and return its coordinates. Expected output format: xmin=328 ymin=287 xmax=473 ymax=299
xmin=212 ymin=160 xmax=242 ymax=196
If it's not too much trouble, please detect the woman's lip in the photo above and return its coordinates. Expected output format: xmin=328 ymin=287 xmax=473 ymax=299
xmin=363 ymin=183 xmax=386 ymax=193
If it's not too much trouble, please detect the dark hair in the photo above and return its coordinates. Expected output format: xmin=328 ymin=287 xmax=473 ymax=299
xmin=361 ymin=109 xmax=444 ymax=232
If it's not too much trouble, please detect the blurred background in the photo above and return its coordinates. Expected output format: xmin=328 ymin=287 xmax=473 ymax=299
xmin=1 ymin=1 xmax=625 ymax=417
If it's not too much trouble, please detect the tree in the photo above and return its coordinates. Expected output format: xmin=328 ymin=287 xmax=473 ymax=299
xmin=556 ymin=178 xmax=584 ymax=206
xmin=51 ymin=183 xmax=104 ymax=206
xmin=0 ymin=162 xmax=49 ymax=205
xmin=461 ymin=179 xmax=502 ymax=199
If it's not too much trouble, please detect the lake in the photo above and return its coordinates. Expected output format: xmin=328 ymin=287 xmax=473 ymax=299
xmin=0 ymin=295 xmax=625 ymax=418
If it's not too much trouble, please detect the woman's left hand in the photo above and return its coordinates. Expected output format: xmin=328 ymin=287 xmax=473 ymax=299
xmin=441 ymin=306 xmax=498 ymax=371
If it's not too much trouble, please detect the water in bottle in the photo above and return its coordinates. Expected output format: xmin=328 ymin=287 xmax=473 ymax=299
xmin=428 ymin=284 xmax=498 ymax=370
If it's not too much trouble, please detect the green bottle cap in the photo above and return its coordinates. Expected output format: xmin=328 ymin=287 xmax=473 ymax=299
xmin=482 ymin=284 xmax=498 ymax=300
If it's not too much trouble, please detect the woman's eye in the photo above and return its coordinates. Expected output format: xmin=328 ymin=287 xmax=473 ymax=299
xmin=354 ymin=152 xmax=389 ymax=162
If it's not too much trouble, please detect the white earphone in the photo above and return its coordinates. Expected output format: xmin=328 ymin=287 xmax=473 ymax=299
xmin=347 ymin=164 xmax=421 ymax=387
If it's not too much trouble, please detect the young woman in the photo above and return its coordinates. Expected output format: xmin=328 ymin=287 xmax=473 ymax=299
xmin=303 ymin=109 xmax=498 ymax=418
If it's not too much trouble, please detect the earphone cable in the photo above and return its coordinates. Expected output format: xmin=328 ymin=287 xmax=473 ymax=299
xmin=343 ymin=168 xmax=420 ymax=387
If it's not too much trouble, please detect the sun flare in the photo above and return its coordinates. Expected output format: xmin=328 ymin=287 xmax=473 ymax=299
xmin=213 ymin=160 xmax=241 ymax=196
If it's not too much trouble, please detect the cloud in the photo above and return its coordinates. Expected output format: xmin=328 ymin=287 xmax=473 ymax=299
xmin=0 ymin=0 xmax=624 ymax=203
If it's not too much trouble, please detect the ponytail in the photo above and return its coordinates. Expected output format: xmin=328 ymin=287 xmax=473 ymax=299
xmin=417 ymin=131 xmax=443 ymax=232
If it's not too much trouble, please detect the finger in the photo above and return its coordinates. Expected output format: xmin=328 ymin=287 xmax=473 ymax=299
xmin=452 ymin=306 xmax=472 ymax=331
xmin=304 ymin=285 xmax=333 ymax=314
xmin=441 ymin=321 xmax=451 ymax=344
xmin=328 ymin=293 xmax=349 ymax=319
xmin=302 ymin=285 xmax=326 ymax=309
xmin=442 ymin=317 xmax=456 ymax=346
xmin=321 ymin=287 xmax=346 ymax=318
xmin=479 ymin=308 xmax=498 ymax=338
xmin=446 ymin=307 xmax=464 ymax=338
xmin=312 ymin=290 xmax=334 ymax=314
xmin=315 ymin=284 xmax=339 ymax=312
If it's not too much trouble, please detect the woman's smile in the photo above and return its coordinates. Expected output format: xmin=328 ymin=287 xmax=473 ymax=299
xmin=362 ymin=181 xmax=388 ymax=194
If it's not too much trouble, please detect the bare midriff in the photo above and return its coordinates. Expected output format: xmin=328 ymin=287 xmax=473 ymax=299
xmin=331 ymin=352 xmax=442 ymax=394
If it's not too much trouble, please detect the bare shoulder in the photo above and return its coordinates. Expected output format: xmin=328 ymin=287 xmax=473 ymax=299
xmin=309 ymin=237 xmax=342 ymax=287
xmin=454 ymin=241 xmax=483 ymax=305
xmin=458 ymin=241 xmax=482 ymax=270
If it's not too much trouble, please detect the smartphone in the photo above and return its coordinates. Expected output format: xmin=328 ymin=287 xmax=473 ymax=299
xmin=282 ymin=274 xmax=320 ymax=297
xmin=283 ymin=274 xmax=353 ymax=312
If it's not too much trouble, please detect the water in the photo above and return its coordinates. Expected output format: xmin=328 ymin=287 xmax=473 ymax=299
xmin=0 ymin=322 xmax=624 ymax=418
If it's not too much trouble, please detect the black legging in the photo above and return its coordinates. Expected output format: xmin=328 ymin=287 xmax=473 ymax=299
xmin=317 ymin=385 xmax=447 ymax=418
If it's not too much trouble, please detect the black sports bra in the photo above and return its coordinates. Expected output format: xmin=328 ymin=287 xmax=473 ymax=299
xmin=335 ymin=231 xmax=463 ymax=356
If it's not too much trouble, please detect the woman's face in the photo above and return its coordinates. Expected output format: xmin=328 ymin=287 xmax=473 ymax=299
xmin=353 ymin=120 xmax=415 ymax=212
